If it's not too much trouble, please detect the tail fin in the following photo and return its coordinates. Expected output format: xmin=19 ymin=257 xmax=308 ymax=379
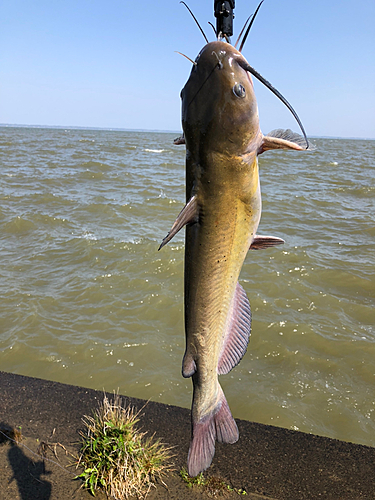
xmin=187 ymin=385 xmax=238 ymax=477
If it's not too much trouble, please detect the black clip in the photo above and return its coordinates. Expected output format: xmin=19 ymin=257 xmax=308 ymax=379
xmin=214 ymin=0 xmax=235 ymax=39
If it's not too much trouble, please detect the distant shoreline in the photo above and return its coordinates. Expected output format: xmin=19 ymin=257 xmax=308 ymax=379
xmin=1 ymin=123 xmax=374 ymax=141
xmin=0 ymin=123 xmax=181 ymax=135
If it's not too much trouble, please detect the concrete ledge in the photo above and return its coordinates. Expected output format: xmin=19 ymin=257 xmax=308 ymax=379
xmin=1 ymin=371 xmax=374 ymax=499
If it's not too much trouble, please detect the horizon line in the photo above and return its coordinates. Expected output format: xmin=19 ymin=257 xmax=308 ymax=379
xmin=0 ymin=123 xmax=374 ymax=141
xmin=0 ymin=123 xmax=181 ymax=135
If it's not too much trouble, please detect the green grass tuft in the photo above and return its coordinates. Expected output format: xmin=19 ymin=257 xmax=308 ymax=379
xmin=76 ymin=394 xmax=173 ymax=499
xmin=179 ymin=467 xmax=247 ymax=496
xmin=179 ymin=467 xmax=207 ymax=487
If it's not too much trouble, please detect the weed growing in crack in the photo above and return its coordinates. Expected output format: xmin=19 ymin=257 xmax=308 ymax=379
xmin=76 ymin=394 xmax=173 ymax=499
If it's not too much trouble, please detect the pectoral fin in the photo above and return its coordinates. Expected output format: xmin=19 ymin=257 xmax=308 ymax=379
xmin=259 ymin=128 xmax=314 ymax=154
xmin=158 ymin=195 xmax=198 ymax=250
xmin=250 ymin=235 xmax=285 ymax=250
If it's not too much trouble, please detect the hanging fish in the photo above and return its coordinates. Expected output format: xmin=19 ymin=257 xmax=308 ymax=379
xmin=160 ymin=2 xmax=311 ymax=476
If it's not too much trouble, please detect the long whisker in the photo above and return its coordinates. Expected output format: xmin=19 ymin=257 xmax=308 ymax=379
xmin=208 ymin=22 xmax=217 ymax=38
xmin=239 ymin=0 xmax=264 ymax=52
xmin=180 ymin=1 xmax=209 ymax=44
xmin=234 ymin=14 xmax=252 ymax=49
xmin=237 ymin=58 xmax=309 ymax=149
xmin=175 ymin=51 xmax=197 ymax=66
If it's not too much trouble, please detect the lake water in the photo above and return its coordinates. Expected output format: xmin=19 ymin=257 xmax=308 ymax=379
xmin=0 ymin=126 xmax=374 ymax=448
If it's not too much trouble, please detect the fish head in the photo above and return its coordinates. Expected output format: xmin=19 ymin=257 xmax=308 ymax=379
xmin=181 ymin=41 xmax=261 ymax=156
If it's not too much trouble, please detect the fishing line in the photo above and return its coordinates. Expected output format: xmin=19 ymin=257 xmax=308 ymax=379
xmin=186 ymin=60 xmax=221 ymax=109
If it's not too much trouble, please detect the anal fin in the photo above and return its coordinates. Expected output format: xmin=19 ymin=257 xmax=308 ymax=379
xmin=217 ymin=282 xmax=251 ymax=375
xmin=158 ymin=195 xmax=197 ymax=250
xmin=250 ymin=234 xmax=284 ymax=250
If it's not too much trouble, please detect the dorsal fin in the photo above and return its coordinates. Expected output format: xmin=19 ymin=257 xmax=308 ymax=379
xmin=173 ymin=135 xmax=185 ymax=145
xmin=158 ymin=195 xmax=198 ymax=250
xmin=259 ymin=129 xmax=315 ymax=154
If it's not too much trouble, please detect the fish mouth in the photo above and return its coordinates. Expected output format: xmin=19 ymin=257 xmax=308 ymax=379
xmin=184 ymin=44 xmax=309 ymax=150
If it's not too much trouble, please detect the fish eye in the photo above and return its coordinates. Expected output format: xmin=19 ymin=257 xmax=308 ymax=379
xmin=233 ymin=83 xmax=246 ymax=98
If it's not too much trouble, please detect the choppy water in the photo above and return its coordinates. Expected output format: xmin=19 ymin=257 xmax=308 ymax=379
xmin=0 ymin=126 xmax=374 ymax=448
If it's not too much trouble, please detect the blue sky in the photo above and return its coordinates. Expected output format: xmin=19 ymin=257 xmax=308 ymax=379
xmin=1 ymin=0 xmax=374 ymax=138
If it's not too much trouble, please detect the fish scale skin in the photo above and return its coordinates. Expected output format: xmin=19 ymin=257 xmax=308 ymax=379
xmin=180 ymin=41 xmax=264 ymax=474
xmin=184 ymin=170 xmax=260 ymax=422
xmin=167 ymin=38 xmax=309 ymax=476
